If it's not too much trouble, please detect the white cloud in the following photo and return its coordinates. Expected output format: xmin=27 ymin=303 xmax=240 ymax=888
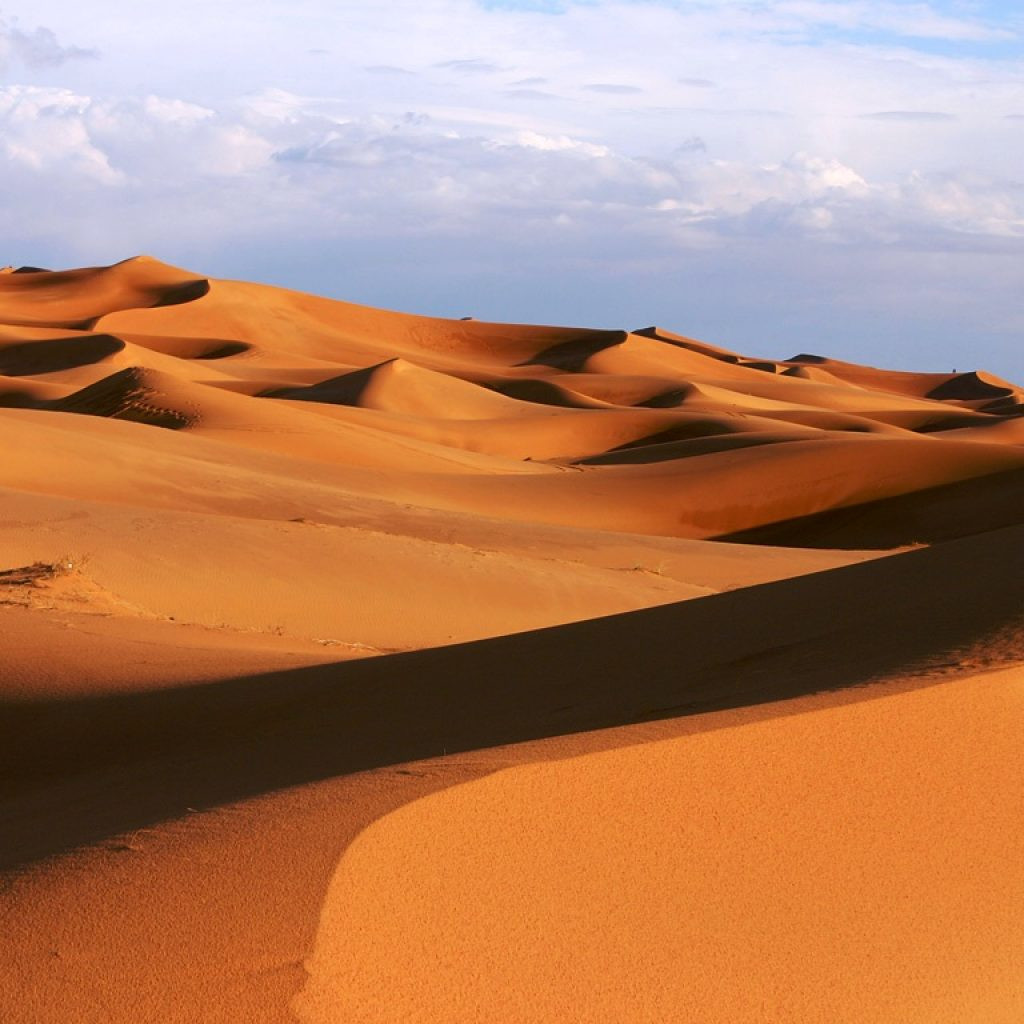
xmin=141 ymin=95 xmax=214 ymax=126
xmin=5 ymin=83 xmax=1015 ymax=251
xmin=503 ymin=130 xmax=611 ymax=156
xmin=0 ymin=86 xmax=121 ymax=183
xmin=2 ymin=1 xmax=1023 ymax=376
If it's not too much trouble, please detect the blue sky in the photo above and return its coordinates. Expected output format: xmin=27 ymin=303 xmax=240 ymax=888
xmin=1 ymin=0 xmax=1023 ymax=377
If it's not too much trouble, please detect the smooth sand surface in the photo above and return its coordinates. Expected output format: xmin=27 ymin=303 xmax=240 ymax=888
xmin=296 ymin=667 xmax=1024 ymax=1024
xmin=2 ymin=257 xmax=1023 ymax=1022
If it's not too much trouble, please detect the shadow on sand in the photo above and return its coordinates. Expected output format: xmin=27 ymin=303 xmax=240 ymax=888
xmin=2 ymin=525 xmax=1023 ymax=871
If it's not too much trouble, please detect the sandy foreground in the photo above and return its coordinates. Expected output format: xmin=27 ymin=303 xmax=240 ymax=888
xmin=1 ymin=257 xmax=1022 ymax=1022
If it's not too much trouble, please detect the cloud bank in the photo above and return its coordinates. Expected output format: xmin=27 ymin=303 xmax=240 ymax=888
xmin=3 ymin=1 xmax=1023 ymax=375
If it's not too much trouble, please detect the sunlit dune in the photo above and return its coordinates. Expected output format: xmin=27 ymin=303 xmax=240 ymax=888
xmin=298 ymin=666 xmax=1024 ymax=1024
xmin=1 ymin=257 xmax=1022 ymax=1023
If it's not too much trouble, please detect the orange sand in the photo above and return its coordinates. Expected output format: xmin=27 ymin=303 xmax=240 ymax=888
xmin=297 ymin=667 xmax=1024 ymax=1024
xmin=1 ymin=257 xmax=1022 ymax=1023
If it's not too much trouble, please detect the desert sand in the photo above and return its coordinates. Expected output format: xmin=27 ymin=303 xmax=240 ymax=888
xmin=1 ymin=257 xmax=1021 ymax=1022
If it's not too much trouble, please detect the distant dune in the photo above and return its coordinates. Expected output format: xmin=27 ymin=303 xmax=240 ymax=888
xmin=1 ymin=258 xmax=1021 ymax=1023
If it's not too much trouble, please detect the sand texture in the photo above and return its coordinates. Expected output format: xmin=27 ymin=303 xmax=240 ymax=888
xmin=1 ymin=257 xmax=1022 ymax=1022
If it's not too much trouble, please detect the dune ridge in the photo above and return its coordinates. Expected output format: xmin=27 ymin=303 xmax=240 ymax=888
xmin=2 ymin=256 xmax=1023 ymax=547
xmin=1 ymin=257 xmax=1022 ymax=1024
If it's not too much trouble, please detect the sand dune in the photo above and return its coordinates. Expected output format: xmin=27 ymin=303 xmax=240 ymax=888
xmin=0 ymin=257 xmax=209 ymax=328
xmin=1 ymin=258 xmax=1022 ymax=1023
xmin=298 ymin=665 xmax=1024 ymax=1024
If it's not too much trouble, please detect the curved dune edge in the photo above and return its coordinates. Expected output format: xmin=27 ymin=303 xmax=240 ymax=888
xmin=296 ymin=665 xmax=1024 ymax=1024
xmin=2 ymin=523 xmax=1022 ymax=1024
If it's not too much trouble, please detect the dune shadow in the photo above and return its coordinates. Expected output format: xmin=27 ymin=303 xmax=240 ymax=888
xmin=47 ymin=366 xmax=196 ymax=429
xmin=717 ymin=465 xmax=1024 ymax=549
xmin=926 ymin=372 xmax=1013 ymax=402
xmin=579 ymin=433 xmax=790 ymax=466
xmin=0 ymin=334 xmax=125 ymax=376
xmin=2 ymin=525 xmax=1023 ymax=870
xmin=262 ymin=364 xmax=382 ymax=406
xmin=515 ymin=333 xmax=626 ymax=371
xmin=979 ymin=397 xmax=1024 ymax=415
xmin=193 ymin=340 xmax=249 ymax=360
xmin=484 ymin=378 xmax=595 ymax=409
xmin=634 ymin=387 xmax=691 ymax=409
xmin=786 ymin=353 xmax=828 ymax=364
xmin=151 ymin=278 xmax=211 ymax=308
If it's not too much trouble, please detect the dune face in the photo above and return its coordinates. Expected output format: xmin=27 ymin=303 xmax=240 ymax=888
xmin=1 ymin=258 xmax=1022 ymax=1023
xmin=296 ymin=667 xmax=1024 ymax=1024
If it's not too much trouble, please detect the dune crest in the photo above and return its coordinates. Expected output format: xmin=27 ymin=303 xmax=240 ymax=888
xmin=1 ymin=257 xmax=1021 ymax=546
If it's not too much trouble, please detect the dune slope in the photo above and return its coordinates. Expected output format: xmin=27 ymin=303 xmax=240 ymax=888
xmin=297 ymin=665 xmax=1024 ymax=1024
xmin=2 ymin=256 xmax=1022 ymax=547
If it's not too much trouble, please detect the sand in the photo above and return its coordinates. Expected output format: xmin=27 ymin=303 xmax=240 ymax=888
xmin=296 ymin=667 xmax=1024 ymax=1024
xmin=1 ymin=257 xmax=1022 ymax=1022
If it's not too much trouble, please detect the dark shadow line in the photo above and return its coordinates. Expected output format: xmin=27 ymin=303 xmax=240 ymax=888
xmin=2 ymin=525 xmax=1023 ymax=870
xmin=715 ymin=465 xmax=1024 ymax=549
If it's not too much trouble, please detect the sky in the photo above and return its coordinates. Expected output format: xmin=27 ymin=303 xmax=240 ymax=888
xmin=1 ymin=0 xmax=1023 ymax=377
